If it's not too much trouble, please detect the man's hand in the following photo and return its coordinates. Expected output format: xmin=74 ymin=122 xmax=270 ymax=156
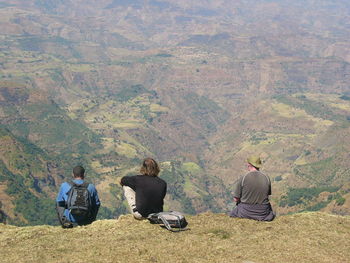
xmin=234 ymin=197 xmax=240 ymax=203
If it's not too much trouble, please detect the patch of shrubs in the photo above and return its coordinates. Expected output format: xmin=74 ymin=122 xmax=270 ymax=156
xmin=115 ymin=84 xmax=149 ymax=102
xmin=305 ymin=201 xmax=330 ymax=211
xmin=279 ymin=186 xmax=339 ymax=207
xmin=274 ymin=175 xmax=283 ymax=182
xmin=339 ymin=95 xmax=350 ymax=101
xmin=336 ymin=197 xmax=346 ymax=206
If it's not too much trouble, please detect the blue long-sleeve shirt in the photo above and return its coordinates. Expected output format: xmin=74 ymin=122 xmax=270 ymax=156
xmin=56 ymin=179 xmax=100 ymax=223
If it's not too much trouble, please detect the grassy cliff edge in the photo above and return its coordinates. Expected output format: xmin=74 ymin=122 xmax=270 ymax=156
xmin=0 ymin=212 xmax=349 ymax=263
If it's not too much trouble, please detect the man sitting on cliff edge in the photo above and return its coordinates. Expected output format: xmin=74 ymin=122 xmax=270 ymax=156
xmin=56 ymin=166 xmax=100 ymax=228
xmin=230 ymin=156 xmax=275 ymax=221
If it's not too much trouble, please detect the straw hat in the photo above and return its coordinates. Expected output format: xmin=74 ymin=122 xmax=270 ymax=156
xmin=247 ymin=155 xmax=262 ymax=168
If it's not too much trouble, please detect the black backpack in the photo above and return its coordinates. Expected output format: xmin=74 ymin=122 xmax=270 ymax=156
xmin=66 ymin=182 xmax=92 ymax=218
xmin=147 ymin=211 xmax=188 ymax=232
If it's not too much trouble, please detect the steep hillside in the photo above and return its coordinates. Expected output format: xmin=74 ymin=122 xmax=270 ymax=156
xmin=204 ymin=93 xmax=350 ymax=213
xmin=0 ymin=0 xmax=350 ymax=224
xmin=0 ymin=81 xmax=102 ymax=154
xmin=0 ymin=126 xmax=60 ymax=225
xmin=0 ymin=81 xmax=231 ymax=224
xmin=0 ymin=212 xmax=349 ymax=263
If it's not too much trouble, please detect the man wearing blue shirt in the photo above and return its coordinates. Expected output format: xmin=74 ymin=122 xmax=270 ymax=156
xmin=56 ymin=166 xmax=100 ymax=228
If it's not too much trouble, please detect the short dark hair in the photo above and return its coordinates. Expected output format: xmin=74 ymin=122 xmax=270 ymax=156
xmin=140 ymin=158 xmax=160 ymax=177
xmin=73 ymin=166 xmax=85 ymax=178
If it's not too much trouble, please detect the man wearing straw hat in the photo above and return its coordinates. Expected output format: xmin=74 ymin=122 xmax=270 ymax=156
xmin=229 ymin=156 xmax=275 ymax=221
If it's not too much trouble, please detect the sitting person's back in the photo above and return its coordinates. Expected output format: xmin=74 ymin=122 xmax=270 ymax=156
xmin=120 ymin=158 xmax=167 ymax=219
xmin=230 ymin=156 xmax=275 ymax=221
xmin=237 ymin=170 xmax=271 ymax=205
xmin=56 ymin=166 xmax=100 ymax=228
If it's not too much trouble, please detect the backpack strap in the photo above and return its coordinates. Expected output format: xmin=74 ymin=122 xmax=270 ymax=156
xmin=71 ymin=181 xmax=90 ymax=188
xmin=69 ymin=181 xmax=91 ymax=194
xmin=158 ymin=214 xmax=179 ymax=232
xmin=158 ymin=213 xmax=187 ymax=232
xmin=147 ymin=212 xmax=189 ymax=232
xmin=157 ymin=214 xmax=172 ymax=231
xmin=65 ymin=181 xmax=90 ymax=203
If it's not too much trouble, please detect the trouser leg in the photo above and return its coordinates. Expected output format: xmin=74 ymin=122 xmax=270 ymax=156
xmin=56 ymin=204 xmax=65 ymax=226
xmin=123 ymin=186 xmax=143 ymax=219
xmin=0 ymin=211 xmax=6 ymax=224
xmin=55 ymin=204 xmax=73 ymax=228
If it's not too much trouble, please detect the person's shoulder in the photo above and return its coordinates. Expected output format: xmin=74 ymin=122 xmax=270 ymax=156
xmin=241 ymin=171 xmax=259 ymax=183
xmin=120 ymin=174 xmax=137 ymax=185
xmin=58 ymin=181 xmax=72 ymax=192
xmin=123 ymin=174 xmax=136 ymax=177
xmin=247 ymin=170 xmax=263 ymax=176
xmin=156 ymin=176 xmax=167 ymax=184
xmin=258 ymin=171 xmax=271 ymax=181
xmin=122 ymin=175 xmax=137 ymax=180
xmin=256 ymin=170 xmax=269 ymax=177
xmin=86 ymin=182 xmax=97 ymax=190
xmin=136 ymin=174 xmax=150 ymax=180
xmin=60 ymin=181 xmax=71 ymax=188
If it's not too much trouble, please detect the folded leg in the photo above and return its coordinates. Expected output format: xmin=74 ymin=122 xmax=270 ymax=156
xmin=123 ymin=186 xmax=143 ymax=219
xmin=55 ymin=204 xmax=73 ymax=228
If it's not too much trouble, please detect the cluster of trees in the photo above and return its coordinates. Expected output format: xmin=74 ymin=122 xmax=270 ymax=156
xmin=115 ymin=84 xmax=150 ymax=102
xmin=0 ymin=160 xmax=57 ymax=225
xmin=279 ymin=186 xmax=339 ymax=207
xmin=161 ymin=162 xmax=196 ymax=214
xmin=274 ymin=95 xmax=341 ymax=121
xmin=183 ymin=93 xmax=230 ymax=133
xmin=0 ymin=201 xmax=6 ymax=223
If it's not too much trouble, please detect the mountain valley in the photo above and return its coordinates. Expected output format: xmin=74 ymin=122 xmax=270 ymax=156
xmin=0 ymin=0 xmax=349 ymax=225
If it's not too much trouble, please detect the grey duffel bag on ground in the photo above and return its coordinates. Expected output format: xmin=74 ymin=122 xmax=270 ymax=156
xmin=147 ymin=211 xmax=188 ymax=232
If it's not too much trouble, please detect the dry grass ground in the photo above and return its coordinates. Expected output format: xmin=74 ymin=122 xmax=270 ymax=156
xmin=0 ymin=212 xmax=349 ymax=263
